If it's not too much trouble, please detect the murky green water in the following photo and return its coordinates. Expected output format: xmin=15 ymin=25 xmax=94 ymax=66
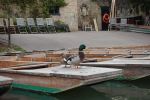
xmin=1 ymin=77 xmax=150 ymax=100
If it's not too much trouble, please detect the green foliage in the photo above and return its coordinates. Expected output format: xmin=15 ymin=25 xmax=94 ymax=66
xmin=0 ymin=0 xmax=35 ymax=5
xmin=41 ymin=0 xmax=67 ymax=16
xmin=12 ymin=44 xmax=26 ymax=52
xmin=0 ymin=47 xmax=7 ymax=52
xmin=55 ymin=20 xmax=65 ymax=24
xmin=0 ymin=0 xmax=66 ymax=17
xmin=42 ymin=0 xmax=66 ymax=7
xmin=29 ymin=4 xmax=41 ymax=18
xmin=54 ymin=20 xmax=69 ymax=32
xmin=0 ymin=44 xmax=26 ymax=52
xmin=0 ymin=0 xmax=35 ymax=10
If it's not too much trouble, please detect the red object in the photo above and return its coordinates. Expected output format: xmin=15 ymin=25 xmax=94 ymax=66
xmin=103 ymin=13 xmax=110 ymax=24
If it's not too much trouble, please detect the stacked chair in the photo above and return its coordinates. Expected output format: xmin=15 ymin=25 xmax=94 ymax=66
xmin=36 ymin=18 xmax=48 ymax=33
xmin=27 ymin=18 xmax=38 ymax=34
xmin=109 ymin=18 xmax=118 ymax=30
xmin=119 ymin=19 xmax=129 ymax=31
xmin=0 ymin=18 xmax=6 ymax=34
xmin=0 ymin=17 xmax=69 ymax=34
xmin=45 ymin=18 xmax=56 ymax=33
xmin=16 ymin=18 xmax=28 ymax=34
xmin=4 ymin=18 xmax=16 ymax=34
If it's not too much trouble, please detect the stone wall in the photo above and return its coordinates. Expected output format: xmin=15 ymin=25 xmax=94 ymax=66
xmin=77 ymin=0 xmax=102 ymax=30
xmin=53 ymin=0 xmax=102 ymax=31
xmin=115 ymin=0 xmax=143 ymax=18
xmin=0 ymin=0 xmax=103 ymax=31
xmin=0 ymin=0 xmax=79 ymax=31
xmin=52 ymin=0 xmax=78 ymax=31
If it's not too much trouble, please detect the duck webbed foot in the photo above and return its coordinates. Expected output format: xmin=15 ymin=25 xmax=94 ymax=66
xmin=69 ymin=65 xmax=78 ymax=69
xmin=64 ymin=65 xmax=80 ymax=69
xmin=64 ymin=64 xmax=71 ymax=68
xmin=75 ymin=65 xmax=80 ymax=69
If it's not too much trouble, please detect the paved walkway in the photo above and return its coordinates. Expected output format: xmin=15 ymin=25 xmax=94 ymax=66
xmin=0 ymin=31 xmax=150 ymax=51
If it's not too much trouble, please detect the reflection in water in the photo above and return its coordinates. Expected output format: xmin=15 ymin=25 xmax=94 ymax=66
xmin=1 ymin=77 xmax=150 ymax=100
xmin=92 ymin=76 xmax=150 ymax=100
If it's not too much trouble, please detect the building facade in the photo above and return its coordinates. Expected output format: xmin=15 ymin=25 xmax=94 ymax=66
xmin=0 ymin=0 xmax=111 ymax=31
xmin=114 ymin=0 xmax=150 ymax=25
xmin=52 ymin=0 xmax=111 ymax=31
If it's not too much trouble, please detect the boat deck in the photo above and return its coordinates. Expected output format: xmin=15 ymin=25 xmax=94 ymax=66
xmin=0 ymin=46 xmax=149 ymax=93
xmin=81 ymin=59 xmax=150 ymax=80
xmin=81 ymin=59 xmax=150 ymax=67
xmin=0 ymin=65 xmax=122 ymax=93
xmin=14 ymin=65 xmax=122 ymax=80
xmin=0 ymin=76 xmax=13 ymax=86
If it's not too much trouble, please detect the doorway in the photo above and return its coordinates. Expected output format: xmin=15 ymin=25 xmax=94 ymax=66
xmin=101 ymin=6 xmax=110 ymax=31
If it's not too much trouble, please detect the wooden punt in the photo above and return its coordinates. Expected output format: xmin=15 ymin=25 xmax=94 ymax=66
xmin=0 ymin=61 xmax=122 ymax=94
xmin=81 ymin=59 xmax=150 ymax=80
xmin=0 ymin=76 xmax=13 ymax=96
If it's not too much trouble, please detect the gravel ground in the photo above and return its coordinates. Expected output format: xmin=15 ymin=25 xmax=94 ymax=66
xmin=0 ymin=31 xmax=150 ymax=51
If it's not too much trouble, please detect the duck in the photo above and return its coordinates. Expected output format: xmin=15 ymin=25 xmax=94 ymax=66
xmin=63 ymin=44 xmax=86 ymax=68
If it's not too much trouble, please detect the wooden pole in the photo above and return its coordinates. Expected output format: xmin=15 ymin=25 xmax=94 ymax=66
xmin=109 ymin=0 xmax=116 ymax=21
xmin=5 ymin=0 xmax=11 ymax=48
xmin=8 ymin=18 xmax=11 ymax=48
xmin=112 ymin=0 xmax=116 ymax=18
xmin=93 ymin=18 xmax=99 ymax=32
xmin=109 ymin=0 xmax=116 ymax=31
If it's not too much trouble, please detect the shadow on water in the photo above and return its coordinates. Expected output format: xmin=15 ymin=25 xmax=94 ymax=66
xmin=1 ymin=76 xmax=150 ymax=100
xmin=54 ymin=86 xmax=110 ymax=100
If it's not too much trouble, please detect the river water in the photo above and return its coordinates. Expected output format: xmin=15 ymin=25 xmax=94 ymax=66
xmin=1 ymin=77 xmax=150 ymax=100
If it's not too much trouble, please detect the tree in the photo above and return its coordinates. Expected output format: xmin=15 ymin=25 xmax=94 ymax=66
xmin=42 ymin=0 xmax=67 ymax=17
xmin=0 ymin=0 xmax=67 ymax=17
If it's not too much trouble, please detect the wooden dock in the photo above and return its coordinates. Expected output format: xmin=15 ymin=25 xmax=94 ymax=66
xmin=0 ymin=45 xmax=149 ymax=93
xmin=81 ymin=59 xmax=150 ymax=67
xmin=81 ymin=59 xmax=150 ymax=80
xmin=0 ymin=65 xmax=122 ymax=94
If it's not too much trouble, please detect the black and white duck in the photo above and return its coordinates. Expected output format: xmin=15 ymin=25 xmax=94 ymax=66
xmin=63 ymin=44 xmax=86 ymax=68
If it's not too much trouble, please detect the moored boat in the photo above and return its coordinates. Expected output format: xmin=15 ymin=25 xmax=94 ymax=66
xmin=0 ymin=63 xmax=122 ymax=94
xmin=81 ymin=59 xmax=150 ymax=80
xmin=0 ymin=76 xmax=13 ymax=96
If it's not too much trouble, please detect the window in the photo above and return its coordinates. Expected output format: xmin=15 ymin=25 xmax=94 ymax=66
xmin=49 ymin=6 xmax=60 ymax=15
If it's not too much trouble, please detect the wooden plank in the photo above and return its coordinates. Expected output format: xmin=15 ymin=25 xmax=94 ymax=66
xmin=131 ymin=56 xmax=150 ymax=60
xmin=7 ymin=65 xmax=122 ymax=79
xmin=93 ymin=18 xmax=99 ymax=32
xmin=81 ymin=59 xmax=150 ymax=68
xmin=81 ymin=59 xmax=150 ymax=80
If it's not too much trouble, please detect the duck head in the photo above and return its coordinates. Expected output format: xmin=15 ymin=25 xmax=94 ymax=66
xmin=79 ymin=44 xmax=86 ymax=61
xmin=79 ymin=44 xmax=86 ymax=51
